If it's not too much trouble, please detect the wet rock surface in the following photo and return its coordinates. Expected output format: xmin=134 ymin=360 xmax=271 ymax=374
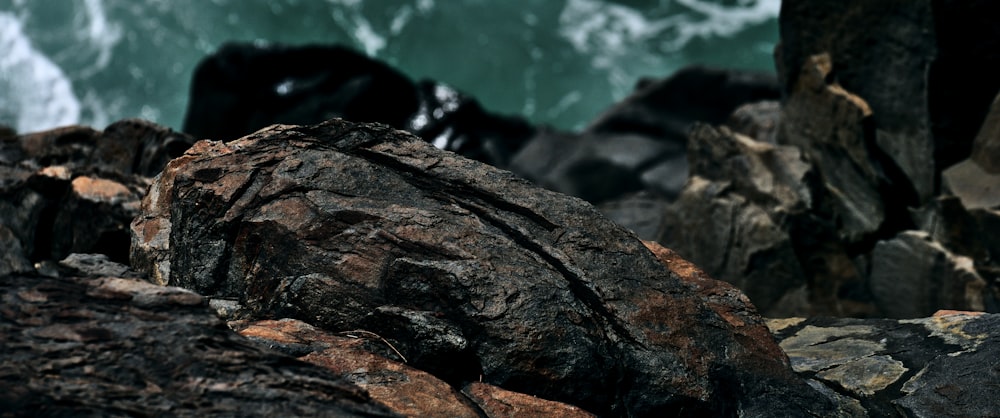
xmin=130 ymin=118 xmax=834 ymax=416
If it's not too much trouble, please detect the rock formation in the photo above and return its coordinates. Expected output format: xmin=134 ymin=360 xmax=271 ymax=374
xmin=130 ymin=118 xmax=835 ymax=416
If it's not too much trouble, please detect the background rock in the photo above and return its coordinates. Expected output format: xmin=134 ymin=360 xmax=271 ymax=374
xmin=183 ymin=42 xmax=535 ymax=169
xmin=0 ymin=120 xmax=188 ymax=266
xmin=131 ymin=118 xmax=835 ymax=417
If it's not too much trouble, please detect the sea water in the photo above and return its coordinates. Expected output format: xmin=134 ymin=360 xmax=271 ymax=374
xmin=0 ymin=0 xmax=779 ymax=135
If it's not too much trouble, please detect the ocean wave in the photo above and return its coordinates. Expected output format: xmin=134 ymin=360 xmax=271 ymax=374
xmin=0 ymin=12 xmax=81 ymax=133
xmin=559 ymin=0 xmax=779 ymax=61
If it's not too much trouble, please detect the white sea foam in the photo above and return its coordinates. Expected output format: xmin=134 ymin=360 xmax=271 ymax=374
xmin=560 ymin=0 xmax=779 ymax=56
xmin=558 ymin=0 xmax=779 ymax=96
xmin=328 ymin=1 xmax=386 ymax=56
xmin=0 ymin=12 xmax=81 ymax=133
xmin=77 ymin=0 xmax=123 ymax=78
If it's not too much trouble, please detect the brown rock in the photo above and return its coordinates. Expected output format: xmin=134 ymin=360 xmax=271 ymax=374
xmin=462 ymin=382 xmax=596 ymax=418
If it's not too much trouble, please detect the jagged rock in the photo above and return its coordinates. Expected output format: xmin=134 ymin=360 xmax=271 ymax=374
xmin=509 ymin=67 xmax=780 ymax=204
xmin=910 ymin=196 xmax=1000 ymax=297
xmin=183 ymin=43 xmax=534 ymax=168
xmin=11 ymin=119 xmax=193 ymax=176
xmin=778 ymin=0 xmax=937 ymax=200
xmin=655 ymin=124 xmax=823 ymax=316
xmin=233 ymin=318 xmax=596 ymax=418
xmin=0 ymin=120 xmax=192 ymax=265
xmin=778 ymin=53 xmax=905 ymax=244
xmin=868 ymin=231 xmax=988 ymax=318
xmin=58 ymin=253 xmax=142 ymax=279
xmin=929 ymin=0 xmax=1000 ymax=172
xmin=780 ymin=0 xmax=1000 ymax=200
xmin=0 ymin=273 xmax=399 ymax=417
xmin=131 ymin=118 xmax=836 ymax=417
xmin=768 ymin=312 xmax=1000 ymax=417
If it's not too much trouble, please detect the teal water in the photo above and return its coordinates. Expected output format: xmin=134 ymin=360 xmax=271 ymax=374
xmin=0 ymin=0 xmax=779 ymax=135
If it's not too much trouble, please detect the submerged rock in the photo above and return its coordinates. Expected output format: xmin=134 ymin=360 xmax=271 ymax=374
xmin=131 ymin=118 xmax=835 ymax=417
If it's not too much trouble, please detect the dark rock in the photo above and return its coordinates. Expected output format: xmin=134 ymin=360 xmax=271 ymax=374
xmin=778 ymin=0 xmax=937 ymax=200
xmin=0 ymin=273 xmax=399 ymax=417
xmin=779 ymin=0 xmax=1000 ymax=200
xmin=183 ymin=43 xmax=534 ymax=168
xmin=587 ymin=67 xmax=780 ymax=144
xmin=131 ymin=118 xmax=836 ymax=417
xmin=408 ymin=80 xmax=535 ymax=168
xmin=778 ymin=53 xmax=902 ymax=244
xmin=50 ymin=175 xmax=145 ymax=263
xmin=911 ymin=196 xmax=996 ymax=269
xmin=596 ymin=192 xmax=671 ymax=241
xmin=768 ymin=312 xmax=1000 ymax=417
xmin=868 ymin=231 xmax=988 ymax=318
xmin=0 ymin=121 xmax=187 ymax=265
xmin=724 ymin=100 xmax=781 ymax=144
xmin=96 ymin=118 xmax=198 ymax=177
xmin=183 ymin=43 xmax=419 ymax=143
xmin=655 ymin=124 xmax=819 ymax=316
xmin=0 ymin=224 xmax=33 ymax=276
xmin=971 ymin=91 xmax=1000 ymax=173
xmin=509 ymin=129 xmax=682 ymax=203
xmin=928 ymin=0 xmax=1000 ymax=173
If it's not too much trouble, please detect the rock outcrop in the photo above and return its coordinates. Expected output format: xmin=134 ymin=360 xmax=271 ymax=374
xmin=130 ymin=118 xmax=835 ymax=416
xmin=0 ymin=271 xmax=398 ymax=417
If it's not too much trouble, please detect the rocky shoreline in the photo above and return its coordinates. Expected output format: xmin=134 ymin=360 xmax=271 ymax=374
xmin=3 ymin=1 xmax=1000 ymax=416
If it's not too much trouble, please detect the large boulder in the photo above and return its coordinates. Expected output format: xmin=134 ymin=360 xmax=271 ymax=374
xmin=131 ymin=118 xmax=835 ymax=416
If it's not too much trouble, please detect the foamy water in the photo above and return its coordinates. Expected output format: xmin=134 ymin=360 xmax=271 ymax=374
xmin=0 ymin=0 xmax=779 ymax=134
